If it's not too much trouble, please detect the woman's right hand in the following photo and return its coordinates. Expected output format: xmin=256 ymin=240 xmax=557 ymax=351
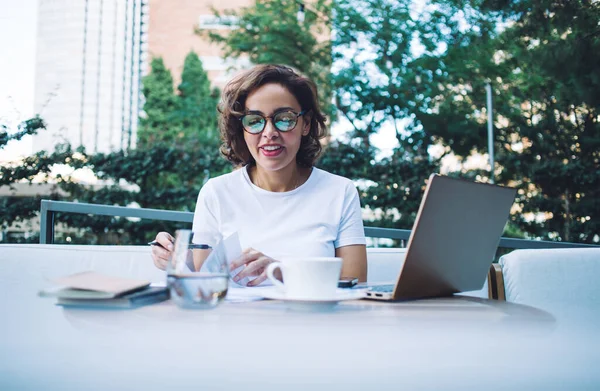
xmin=151 ymin=231 xmax=174 ymax=270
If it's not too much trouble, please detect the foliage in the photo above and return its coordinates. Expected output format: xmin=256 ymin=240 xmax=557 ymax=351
xmin=137 ymin=54 xmax=220 ymax=147
xmin=205 ymin=0 xmax=455 ymax=229
xmin=0 ymin=117 xmax=64 ymax=235
xmin=431 ymin=0 xmax=600 ymax=243
xmin=175 ymin=52 xmax=221 ymax=146
xmin=53 ymin=142 xmax=229 ymax=244
xmin=203 ymin=0 xmax=598 ymax=243
xmin=201 ymin=0 xmax=335 ymax=117
xmin=2 ymin=1 xmax=598 ymax=245
xmin=136 ymin=57 xmax=179 ymax=146
xmin=498 ymin=0 xmax=600 ymax=243
xmin=1 ymin=55 xmax=230 ymax=244
xmin=0 ymin=116 xmax=45 ymax=148
xmin=318 ymin=141 xmax=437 ymax=229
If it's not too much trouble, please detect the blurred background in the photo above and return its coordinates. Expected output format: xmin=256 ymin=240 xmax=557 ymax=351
xmin=1 ymin=0 xmax=598 ymax=246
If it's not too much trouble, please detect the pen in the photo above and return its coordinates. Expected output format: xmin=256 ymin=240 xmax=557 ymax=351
xmin=148 ymin=241 xmax=211 ymax=250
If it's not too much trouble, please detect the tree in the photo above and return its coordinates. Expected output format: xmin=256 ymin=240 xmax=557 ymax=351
xmin=0 ymin=122 xmax=230 ymax=244
xmin=487 ymin=0 xmax=600 ymax=243
xmin=54 ymin=52 xmax=230 ymax=243
xmin=429 ymin=0 xmax=600 ymax=243
xmin=0 ymin=116 xmax=59 ymax=239
xmin=202 ymin=0 xmax=335 ymax=117
xmin=327 ymin=0 xmax=469 ymax=227
xmin=5 ymin=1 xmax=597 ymax=245
xmin=204 ymin=0 xmax=443 ymax=231
xmin=332 ymin=0 xmax=599 ymax=242
xmin=204 ymin=0 xmax=599 ymax=243
xmin=1 ymin=54 xmax=231 ymax=244
xmin=136 ymin=57 xmax=179 ymax=147
xmin=53 ymin=142 xmax=229 ymax=244
xmin=138 ymin=54 xmax=221 ymax=148
xmin=175 ymin=52 xmax=221 ymax=146
xmin=0 ymin=116 xmax=45 ymax=148
xmin=132 ymin=53 xmax=226 ymax=206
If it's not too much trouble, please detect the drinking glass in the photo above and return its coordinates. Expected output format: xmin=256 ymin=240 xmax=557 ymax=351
xmin=167 ymin=229 xmax=228 ymax=309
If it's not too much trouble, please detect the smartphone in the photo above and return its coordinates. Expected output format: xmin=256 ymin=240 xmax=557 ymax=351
xmin=338 ymin=277 xmax=358 ymax=288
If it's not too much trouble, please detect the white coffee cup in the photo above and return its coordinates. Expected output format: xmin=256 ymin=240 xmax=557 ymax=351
xmin=265 ymin=257 xmax=342 ymax=299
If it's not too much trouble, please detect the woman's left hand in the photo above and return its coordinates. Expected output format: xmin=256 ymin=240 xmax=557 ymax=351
xmin=229 ymin=248 xmax=281 ymax=287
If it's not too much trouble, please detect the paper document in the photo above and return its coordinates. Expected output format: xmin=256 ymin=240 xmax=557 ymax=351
xmin=200 ymin=232 xmax=252 ymax=287
xmin=226 ymin=286 xmax=279 ymax=303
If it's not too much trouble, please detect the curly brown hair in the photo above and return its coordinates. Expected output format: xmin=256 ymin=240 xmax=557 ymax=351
xmin=217 ymin=64 xmax=327 ymax=167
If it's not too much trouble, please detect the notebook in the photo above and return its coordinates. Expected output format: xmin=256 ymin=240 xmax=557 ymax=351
xmin=43 ymin=271 xmax=151 ymax=298
xmin=55 ymin=286 xmax=169 ymax=309
xmin=365 ymin=174 xmax=516 ymax=301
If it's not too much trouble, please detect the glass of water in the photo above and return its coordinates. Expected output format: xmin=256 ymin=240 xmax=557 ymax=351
xmin=167 ymin=229 xmax=228 ymax=309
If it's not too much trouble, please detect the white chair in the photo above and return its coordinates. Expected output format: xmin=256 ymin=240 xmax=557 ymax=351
xmin=497 ymin=248 xmax=600 ymax=322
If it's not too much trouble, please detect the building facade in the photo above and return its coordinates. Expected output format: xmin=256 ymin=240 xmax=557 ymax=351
xmin=32 ymin=0 xmax=259 ymax=155
xmin=33 ymin=0 xmax=146 ymax=154
xmin=146 ymin=0 xmax=252 ymax=87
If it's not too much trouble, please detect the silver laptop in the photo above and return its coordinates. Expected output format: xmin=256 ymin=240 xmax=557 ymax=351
xmin=365 ymin=174 xmax=516 ymax=301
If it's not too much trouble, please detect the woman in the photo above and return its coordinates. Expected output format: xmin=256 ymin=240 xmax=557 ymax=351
xmin=151 ymin=64 xmax=367 ymax=285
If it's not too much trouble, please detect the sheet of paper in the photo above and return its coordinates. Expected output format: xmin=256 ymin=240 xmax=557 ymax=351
xmin=225 ymin=286 xmax=279 ymax=303
xmin=200 ymin=232 xmax=275 ymax=288
xmin=200 ymin=232 xmax=251 ymax=288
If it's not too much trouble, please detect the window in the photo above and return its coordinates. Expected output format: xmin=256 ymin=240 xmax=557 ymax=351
xmin=198 ymin=14 xmax=238 ymax=30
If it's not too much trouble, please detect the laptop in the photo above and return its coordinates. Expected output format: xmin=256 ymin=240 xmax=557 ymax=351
xmin=365 ymin=174 xmax=516 ymax=301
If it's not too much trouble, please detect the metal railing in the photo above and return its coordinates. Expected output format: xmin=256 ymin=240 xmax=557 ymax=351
xmin=39 ymin=200 xmax=597 ymax=249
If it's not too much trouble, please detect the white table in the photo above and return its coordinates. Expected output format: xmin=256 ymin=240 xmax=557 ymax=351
xmin=1 ymin=258 xmax=599 ymax=390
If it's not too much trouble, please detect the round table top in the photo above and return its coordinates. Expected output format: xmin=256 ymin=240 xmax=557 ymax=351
xmin=3 ymin=285 xmax=598 ymax=390
xmin=1 ymin=252 xmax=598 ymax=390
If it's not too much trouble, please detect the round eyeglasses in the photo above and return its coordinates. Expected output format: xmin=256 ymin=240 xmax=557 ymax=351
xmin=240 ymin=110 xmax=307 ymax=134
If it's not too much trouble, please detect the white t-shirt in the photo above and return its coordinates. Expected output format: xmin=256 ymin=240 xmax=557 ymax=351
xmin=191 ymin=165 xmax=366 ymax=259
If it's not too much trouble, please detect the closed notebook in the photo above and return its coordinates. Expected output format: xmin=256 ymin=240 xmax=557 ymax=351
xmin=39 ymin=271 xmax=151 ymax=299
xmin=56 ymin=286 xmax=169 ymax=309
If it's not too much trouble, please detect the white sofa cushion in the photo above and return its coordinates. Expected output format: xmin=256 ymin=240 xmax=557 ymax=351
xmin=365 ymin=247 xmax=489 ymax=297
xmin=0 ymin=244 xmax=489 ymax=297
xmin=500 ymin=248 xmax=600 ymax=320
xmin=0 ymin=244 xmax=164 ymax=284
xmin=1 ymin=245 xmax=406 ymax=284
xmin=365 ymin=248 xmax=406 ymax=283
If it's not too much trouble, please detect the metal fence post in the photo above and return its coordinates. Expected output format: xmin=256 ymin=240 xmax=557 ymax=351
xmin=39 ymin=200 xmax=55 ymax=244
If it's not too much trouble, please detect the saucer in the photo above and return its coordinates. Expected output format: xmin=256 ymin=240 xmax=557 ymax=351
xmin=262 ymin=289 xmax=367 ymax=311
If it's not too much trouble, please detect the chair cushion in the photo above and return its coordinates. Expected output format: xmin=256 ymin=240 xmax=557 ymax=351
xmin=366 ymin=248 xmax=406 ymax=283
xmin=0 ymin=245 xmax=489 ymax=297
xmin=500 ymin=248 xmax=600 ymax=319
xmin=0 ymin=244 xmax=163 ymax=284
xmin=0 ymin=245 xmax=406 ymax=284
xmin=365 ymin=247 xmax=488 ymax=297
